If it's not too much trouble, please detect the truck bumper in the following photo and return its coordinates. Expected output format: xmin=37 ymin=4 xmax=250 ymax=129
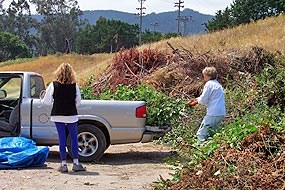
xmin=141 ymin=125 xmax=172 ymax=143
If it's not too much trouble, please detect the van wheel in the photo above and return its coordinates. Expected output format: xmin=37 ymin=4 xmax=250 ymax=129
xmin=67 ymin=124 xmax=107 ymax=162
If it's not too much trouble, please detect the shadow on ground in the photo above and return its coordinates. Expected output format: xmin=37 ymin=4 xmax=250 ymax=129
xmin=47 ymin=149 xmax=174 ymax=165
xmin=99 ymin=151 xmax=173 ymax=165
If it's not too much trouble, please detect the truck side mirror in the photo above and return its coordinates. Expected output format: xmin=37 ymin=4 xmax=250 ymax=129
xmin=0 ymin=90 xmax=7 ymax=99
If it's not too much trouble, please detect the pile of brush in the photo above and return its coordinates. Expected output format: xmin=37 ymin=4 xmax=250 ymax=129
xmin=91 ymin=43 xmax=276 ymax=98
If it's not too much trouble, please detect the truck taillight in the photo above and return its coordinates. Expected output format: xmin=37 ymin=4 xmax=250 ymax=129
xmin=136 ymin=105 xmax=147 ymax=118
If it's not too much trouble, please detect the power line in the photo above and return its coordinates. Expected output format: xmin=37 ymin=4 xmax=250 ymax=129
xmin=136 ymin=0 xmax=146 ymax=45
xmin=174 ymin=0 xmax=184 ymax=35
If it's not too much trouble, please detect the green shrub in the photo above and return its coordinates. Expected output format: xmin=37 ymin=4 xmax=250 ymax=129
xmin=0 ymin=32 xmax=32 ymax=62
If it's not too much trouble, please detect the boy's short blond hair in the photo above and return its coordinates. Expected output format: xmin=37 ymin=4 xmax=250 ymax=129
xmin=202 ymin=67 xmax=217 ymax=79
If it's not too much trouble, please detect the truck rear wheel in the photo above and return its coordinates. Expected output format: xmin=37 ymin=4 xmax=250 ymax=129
xmin=67 ymin=124 xmax=107 ymax=162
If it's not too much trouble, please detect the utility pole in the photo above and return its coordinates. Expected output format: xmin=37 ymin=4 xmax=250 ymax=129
xmin=174 ymin=0 xmax=184 ymax=35
xmin=136 ymin=0 xmax=146 ymax=46
xmin=150 ymin=22 xmax=159 ymax=38
xmin=181 ymin=16 xmax=193 ymax=36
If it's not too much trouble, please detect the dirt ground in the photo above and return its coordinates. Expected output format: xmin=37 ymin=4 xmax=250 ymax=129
xmin=0 ymin=143 xmax=173 ymax=190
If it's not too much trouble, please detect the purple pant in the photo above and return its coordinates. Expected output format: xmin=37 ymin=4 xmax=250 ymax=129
xmin=55 ymin=122 xmax=79 ymax=160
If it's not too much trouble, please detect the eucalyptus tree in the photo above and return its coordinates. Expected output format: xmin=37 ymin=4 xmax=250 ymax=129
xmin=30 ymin=0 xmax=82 ymax=54
xmin=0 ymin=0 xmax=5 ymax=30
xmin=5 ymin=0 xmax=35 ymax=47
xmin=0 ymin=0 xmax=38 ymax=55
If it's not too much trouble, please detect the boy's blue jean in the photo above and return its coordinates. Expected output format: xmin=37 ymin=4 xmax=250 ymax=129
xmin=55 ymin=122 xmax=79 ymax=160
xmin=196 ymin=115 xmax=224 ymax=143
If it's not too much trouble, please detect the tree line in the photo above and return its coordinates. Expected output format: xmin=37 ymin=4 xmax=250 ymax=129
xmin=206 ymin=0 xmax=285 ymax=32
xmin=0 ymin=0 xmax=178 ymax=62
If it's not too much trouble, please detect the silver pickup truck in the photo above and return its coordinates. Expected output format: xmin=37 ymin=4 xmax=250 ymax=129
xmin=0 ymin=72 xmax=170 ymax=161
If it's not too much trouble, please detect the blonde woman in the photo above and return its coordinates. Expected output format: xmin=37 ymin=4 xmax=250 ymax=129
xmin=43 ymin=63 xmax=86 ymax=172
xmin=189 ymin=67 xmax=226 ymax=144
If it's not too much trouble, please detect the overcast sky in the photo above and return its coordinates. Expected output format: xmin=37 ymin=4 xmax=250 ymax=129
xmin=78 ymin=0 xmax=234 ymax=15
xmin=3 ymin=0 xmax=234 ymax=15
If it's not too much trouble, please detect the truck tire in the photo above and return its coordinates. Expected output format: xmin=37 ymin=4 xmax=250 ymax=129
xmin=67 ymin=124 xmax=107 ymax=162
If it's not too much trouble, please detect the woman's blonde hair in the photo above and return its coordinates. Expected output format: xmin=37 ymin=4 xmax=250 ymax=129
xmin=54 ymin=63 xmax=76 ymax=84
xmin=202 ymin=67 xmax=217 ymax=79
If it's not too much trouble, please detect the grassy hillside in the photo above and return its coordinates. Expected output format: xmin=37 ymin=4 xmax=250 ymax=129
xmin=0 ymin=53 xmax=112 ymax=85
xmin=141 ymin=15 xmax=285 ymax=53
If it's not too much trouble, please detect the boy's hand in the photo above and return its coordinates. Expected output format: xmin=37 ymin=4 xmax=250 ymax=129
xmin=188 ymin=99 xmax=198 ymax=107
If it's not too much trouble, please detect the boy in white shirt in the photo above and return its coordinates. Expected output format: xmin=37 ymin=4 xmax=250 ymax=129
xmin=189 ymin=67 xmax=226 ymax=144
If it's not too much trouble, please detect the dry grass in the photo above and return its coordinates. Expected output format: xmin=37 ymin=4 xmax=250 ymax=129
xmin=140 ymin=15 xmax=285 ymax=54
xmin=0 ymin=53 xmax=113 ymax=85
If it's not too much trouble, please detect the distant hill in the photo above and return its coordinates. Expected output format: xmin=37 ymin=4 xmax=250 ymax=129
xmin=80 ymin=9 xmax=214 ymax=35
xmin=32 ymin=9 xmax=213 ymax=34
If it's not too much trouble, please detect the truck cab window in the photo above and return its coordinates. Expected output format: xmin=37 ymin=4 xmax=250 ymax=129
xmin=1 ymin=78 xmax=21 ymax=100
xmin=30 ymin=76 xmax=45 ymax=98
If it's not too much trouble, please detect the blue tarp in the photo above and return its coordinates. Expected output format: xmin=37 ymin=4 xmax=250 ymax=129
xmin=0 ymin=137 xmax=49 ymax=169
